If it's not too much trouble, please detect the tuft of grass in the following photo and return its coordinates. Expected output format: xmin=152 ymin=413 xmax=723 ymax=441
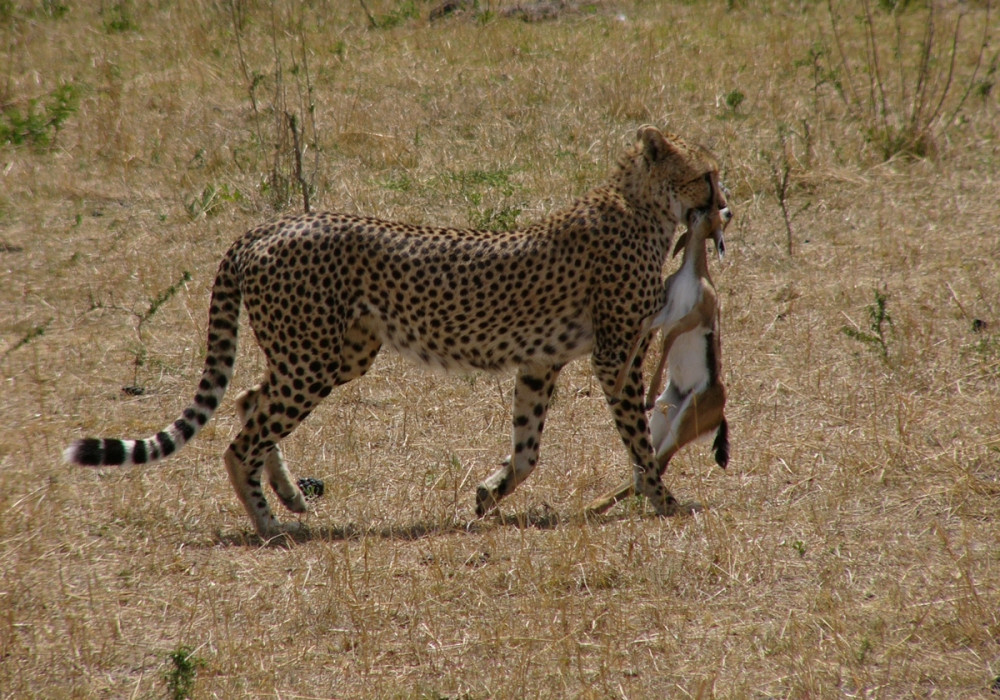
xmin=232 ymin=2 xmax=321 ymax=213
xmin=468 ymin=205 xmax=520 ymax=230
xmin=2 ymin=319 xmax=52 ymax=360
xmin=445 ymin=168 xmax=517 ymax=200
xmin=101 ymin=0 xmax=136 ymax=33
xmin=724 ymin=88 xmax=746 ymax=113
xmin=185 ymin=183 xmax=245 ymax=220
xmin=373 ymin=0 xmax=420 ymax=29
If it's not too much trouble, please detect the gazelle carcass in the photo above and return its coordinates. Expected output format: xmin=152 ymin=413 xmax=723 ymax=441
xmin=586 ymin=188 xmax=731 ymax=515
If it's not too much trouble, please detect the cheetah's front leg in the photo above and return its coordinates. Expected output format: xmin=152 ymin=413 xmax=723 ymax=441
xmin=592 ymin=348 xmax=680 ymax=517
xmin=475 ymin=364 xmax=562 ymax=517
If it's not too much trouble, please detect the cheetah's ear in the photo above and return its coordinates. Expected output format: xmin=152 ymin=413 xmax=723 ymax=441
xmin=672 ymin=231 xmax=688 ymax=257
xmin=637 ymin=125 xmax=676 ymax=162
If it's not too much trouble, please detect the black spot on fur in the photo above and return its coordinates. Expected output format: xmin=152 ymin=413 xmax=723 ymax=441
xmin=521 ymin=375 xmax=545 ymax=392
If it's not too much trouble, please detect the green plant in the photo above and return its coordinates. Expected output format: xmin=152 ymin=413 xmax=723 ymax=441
xmin=440 ymin=168 xmax=518 ymax=209
xmin=826 ymin=0 xmax=995 ymax=160
xmin=41 ymin=0 xmax=69 ymax=18
xmin=111 ymin=271 xmax=192 ymax=388
xmin=795 ymin=42 xmax=844 ymax=113
xmin=763 ymin=124 xmax=812 ymax=257
xmin=448 ymin=168 xmax=516 ymax=196
xmin=469 ymin=205 xmax=521 ymax=230
xmin=185 ymin=183 xmax=245 ymax=220
xmin=164 ymin=644 xmax=207 ymax=700
xmin=2 ymin=319 xmax=52 ymax=360
xmin=0 ymin=83 xmax=80 ymax=149
xmin=855 ymin=636 xmax=874 ymax=664
xmin=378 ymin=172 xmax=414 ymax=193
xmin=724 ymin=88 xmax=745 ymax=112
xmin=842 ymin=285 xmax=894 ymax=361
xmin=102 ymin=0 xmax=135 ymax=33
xmin=358 ymin=0 xmax=420 ymax=29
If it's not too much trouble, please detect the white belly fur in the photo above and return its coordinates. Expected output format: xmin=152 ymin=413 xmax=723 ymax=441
xmin=653 ymin=263 xmax=700 ymax=328
xmin=666 ymin=327 xmax=711 ymax=394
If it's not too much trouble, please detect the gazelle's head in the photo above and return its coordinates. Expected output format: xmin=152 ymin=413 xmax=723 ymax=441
xmin=674 ymin=176 xmax=733 ymax=260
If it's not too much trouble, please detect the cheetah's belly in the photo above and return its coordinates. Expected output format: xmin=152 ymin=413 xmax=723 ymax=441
xmin=366 ymin=306 xmax=596 ymax=373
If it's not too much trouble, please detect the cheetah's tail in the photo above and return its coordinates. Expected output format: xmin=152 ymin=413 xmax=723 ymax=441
xmin=63 ymin=256 xmax=242 ymax=468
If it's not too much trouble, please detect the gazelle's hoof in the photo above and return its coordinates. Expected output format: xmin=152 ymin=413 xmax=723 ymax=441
xmin=297 ymin=477 xmax=325 ymax=499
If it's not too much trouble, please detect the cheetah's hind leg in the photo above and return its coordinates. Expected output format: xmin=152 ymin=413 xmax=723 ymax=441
xmin=235 ymin=384 xmax=311 ymax=513
xmin=476 ymin=364 xmax=563 ymax=518
xmin=229 ymin=321 xmax=380 ymax=527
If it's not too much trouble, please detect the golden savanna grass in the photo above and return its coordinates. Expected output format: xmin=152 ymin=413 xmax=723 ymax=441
xmin=2 ymin=0 xmax=999 ymax=697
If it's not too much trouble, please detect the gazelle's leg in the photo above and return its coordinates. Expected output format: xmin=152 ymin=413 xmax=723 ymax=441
xmin=585 ymin=382 xmax=726 ymax=516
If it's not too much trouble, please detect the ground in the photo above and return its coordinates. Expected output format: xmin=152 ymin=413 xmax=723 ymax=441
xmin=1 ymin=0 xmax=998 ymax=697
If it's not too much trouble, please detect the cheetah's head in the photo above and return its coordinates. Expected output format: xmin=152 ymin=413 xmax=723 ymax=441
xmin=628 ymin=125 xmax=732 ymax=252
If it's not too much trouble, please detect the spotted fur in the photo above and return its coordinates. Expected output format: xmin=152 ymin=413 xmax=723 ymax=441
xmin=64 ymin=125 xmax=730 ymax=538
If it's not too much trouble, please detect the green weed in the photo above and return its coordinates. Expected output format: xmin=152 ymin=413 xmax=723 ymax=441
xmin=469 ymin=206 xmax=521 ymax=231
xmin=232 ymin=4 xmax=320 ymax=213
xmin=0 ymin=83 xmax=80 ymax=150
xmin=102 ymin=0 xmax=135 ymax=33
xmin=724 ymin=88 xmax=746 ymax=113
xmin=185 ymin=183 xmax=245 ymax=220
xmin=826 ymin=0 xmax=994 ymax=160
xmin=117 ymin=271 xmax=192 ymax=387
xmin=2 ymin=320 xmax=52 ymax=360
xmin=379 ymin=172 xmax=414 ymax=193
xmin=447 ymin=168 xmax=516 ymax=196
xmin=842 ymin=285 xmax=894 ymax=362
xmin=855 ymin=636 xmax=874 ymax=664
xmin=164 ymin=644 xmax=207 ymax=700
xmin=361 ymin=0 xmax=420 ymax=29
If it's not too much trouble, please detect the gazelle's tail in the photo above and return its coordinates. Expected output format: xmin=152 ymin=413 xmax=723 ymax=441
xmin=712 ymin=418 xmax=729 ymax=469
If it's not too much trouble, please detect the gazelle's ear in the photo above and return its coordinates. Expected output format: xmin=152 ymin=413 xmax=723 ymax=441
xmin=672 ymin=232 xmax=688 ymax=257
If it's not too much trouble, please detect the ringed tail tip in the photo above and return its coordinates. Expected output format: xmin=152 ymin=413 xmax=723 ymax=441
xmin=64 ymin=438 xmax=125 ymax=467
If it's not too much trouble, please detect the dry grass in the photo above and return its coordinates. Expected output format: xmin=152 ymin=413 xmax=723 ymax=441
xmin=2 ymin=0 xmax=999 ymax=697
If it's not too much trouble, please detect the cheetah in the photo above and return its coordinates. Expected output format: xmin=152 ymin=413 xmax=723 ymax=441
xmin=64 ymin=125 xmax=732 ymax=538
